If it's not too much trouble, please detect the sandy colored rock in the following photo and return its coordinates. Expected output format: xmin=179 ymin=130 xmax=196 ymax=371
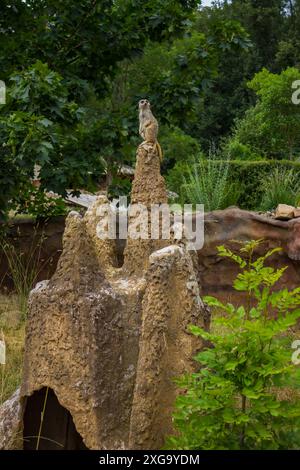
xmin=129 ymin=245 xmax=206 ymax=449
xmin=0 ymin=136 xmax=208 ymax=450
xmin=275 ymin=204 xmax=295 ymax=220
xmin=130 ymin=143 xmax=167 ymax=207
xmin=123 ymin=142 xmax=169 ymax=276
xmin=293 ymin=208 xmax=300 ymax=218
xmin=3 ymin=197 xmax=300 ymax=449
xmin=21 ymin=211 xmax=140 ymax=449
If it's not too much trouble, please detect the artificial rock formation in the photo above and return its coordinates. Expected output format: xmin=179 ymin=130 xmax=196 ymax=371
xmin=123 ymin=142 xmax=169 ymax=276
xmin=129 ymin=245 xmax=207 ymax=449
xmin=0 ymin=140 xmax=207 ymax=450
xmin=197 ymin=207 xmax=300 ymax=304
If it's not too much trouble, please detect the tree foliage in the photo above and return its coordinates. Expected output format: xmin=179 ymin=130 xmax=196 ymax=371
xmin=167 ymin=240 xmax=300 ymax=450
xmin=0 ymin=61 xmax=100 ymax=218
xmin=0 ymin=1 xmax=203 ymax=217
xmin=228 ymin=68 xmax=300 ymax=159
xmin=0 ymin=0 xmax=199 ymax=88
xmin=0 ymin=1 xmax=252 ymax=217
xmin=2 ymin=0 xmax=300 ymax=216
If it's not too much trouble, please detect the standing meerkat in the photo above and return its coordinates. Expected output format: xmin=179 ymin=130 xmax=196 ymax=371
xmin=138 ymin=99 xmax=163 ymax=161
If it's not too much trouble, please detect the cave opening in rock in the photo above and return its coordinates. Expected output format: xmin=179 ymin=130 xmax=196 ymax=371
xmin=23 ymin=387 xmax=88 ymax=450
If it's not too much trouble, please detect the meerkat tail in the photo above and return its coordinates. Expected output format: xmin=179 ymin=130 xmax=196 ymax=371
xmin=155 ymin=142 xmax=163 ymax=162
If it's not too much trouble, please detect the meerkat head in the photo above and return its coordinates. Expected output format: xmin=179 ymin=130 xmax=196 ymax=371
xmin=139 ymin=99 xmax=151 ymax=110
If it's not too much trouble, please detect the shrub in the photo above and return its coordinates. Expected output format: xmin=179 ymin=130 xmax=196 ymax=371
xmin=13 ymin=184 xmax=67 ymax=219
xmin=159 ymin=126 xmax=201 ymax=170
xmin=227 ymin=161 xmax=300 ymax=209
xmin=224 ymin=138 xmax=263 ymax=161
xmin=108 ymin=176 xmax=132 ymax=200
xmin=228 ymin=67 xmax=300 ymax=160
xmin=167 ymin=160 xmax=300 ymax=210
xmin=167 ymin=240 xmax=300 ymax=450
xmin=260 ymin=167 xmax=300 ymax=211
xmin=166 ymin=161 xmax=190 ymax=198
xmin=182 ymin=155 xmax=240 ymax=211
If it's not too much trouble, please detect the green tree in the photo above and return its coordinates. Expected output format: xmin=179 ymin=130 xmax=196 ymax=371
xmin=228 ymin=0 xmax=287 ymax=69
xmin=190 ymin=0 xmax=297 ymax=149
xmin=275 ymin=0 xmax=300 ymax=69
xmin=0 ymin=61 xmax=101 ymax=218
xmin=0 ymin=1 xmax=202 ymax=217
xmin=102 ymin=17 xmax=250 ymax=161
xmin=228 ymin=67 xmax=300 ymax=159
xmin=0 ymin=0 xmax=199 ymax=89
xmin=167 ymin=240 xmax=300 ymax=450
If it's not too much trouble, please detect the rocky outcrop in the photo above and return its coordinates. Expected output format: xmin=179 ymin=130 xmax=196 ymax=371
xmin=0 ymin=140 xmax=207 ymax=450
xmin=129 ymin=245 xmax=206 ymax=449
xmin=123 ymin=142 xmax=169 ymax=276
xmin=201 ymin=207 xmax=300 ymax=261
xmin=21 ymin=211 xmax=128 ymax=450
xmin=197 ymin=207 xmax=300 ymax=303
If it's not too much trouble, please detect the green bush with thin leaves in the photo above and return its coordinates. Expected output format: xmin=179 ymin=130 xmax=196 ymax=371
xmin=182 ymin=155 xmax=240 ymax=211
xmin=167 ymin=160 xmax=300 ymax=210
xmin=167 ymin=240 xmax=300 ymax=450
xmin=260 ymin=167 xmax=300 ymax=211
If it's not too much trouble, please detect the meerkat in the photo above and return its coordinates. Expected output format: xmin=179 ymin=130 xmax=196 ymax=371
xmin=138 ymin=99 xmax=163 ymax=161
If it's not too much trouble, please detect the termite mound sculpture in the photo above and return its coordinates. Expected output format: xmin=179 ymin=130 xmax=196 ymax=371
xmin=0 ymin=101 xmax=208 ymax=450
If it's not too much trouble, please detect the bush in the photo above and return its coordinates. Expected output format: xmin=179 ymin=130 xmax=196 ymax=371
xmin=167 ymin=240 xmax=300 ymax=450
xmin=108 ymin=176 xmax=132 ymax=200
xmin=224 ymin=138 xmax=263 ymax=161
xmin=228 ymin=67 xmax=300 ymax=160
xmin=182 ymin=156 xmax=240 ymax=211
xmin=13 ymin=185 xmax=67 ymax=219
xmin=260 ymin=167 xmax=300 ymax=211
xmin=159 ymin=126 xmax=201 ymax=170
xmin=228 ymin=161 xmax=300 ymax=209
xmin=167 ymin=160 xmax=300 ymax=210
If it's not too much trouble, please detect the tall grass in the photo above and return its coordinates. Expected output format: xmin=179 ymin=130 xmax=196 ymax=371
xmin=260 ymin=167 xmax=300 ymax=211
xmin=0 ymin=295 xmax=25 ymax=405
xmin=0 ymin=228 xmax=51 ymax=405
xmin=183 ymin=153 xmax=240 ymax=211
xmin=1 ymin=231 xmax=47 ymax=319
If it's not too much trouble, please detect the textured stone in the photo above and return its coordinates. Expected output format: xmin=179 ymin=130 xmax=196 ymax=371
xmin=129 ymin=245 xmax=206 ymax=449
xmin=130 ymin=143 xmax=167 ymax=207
xmin=293 ymin=208 xmax=300 ymax=218
xmin=275 ymin=204 xmax=295 ymax=220
xmin=0 ymin=139 xmax=207 ymax=450
xmin=197 ymin=208 xmax=300 ymax=304
xmin=0 ymin=389 xmax=22 ymax=450
xmin=123 ymin=142 xmax=169 ymax=276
